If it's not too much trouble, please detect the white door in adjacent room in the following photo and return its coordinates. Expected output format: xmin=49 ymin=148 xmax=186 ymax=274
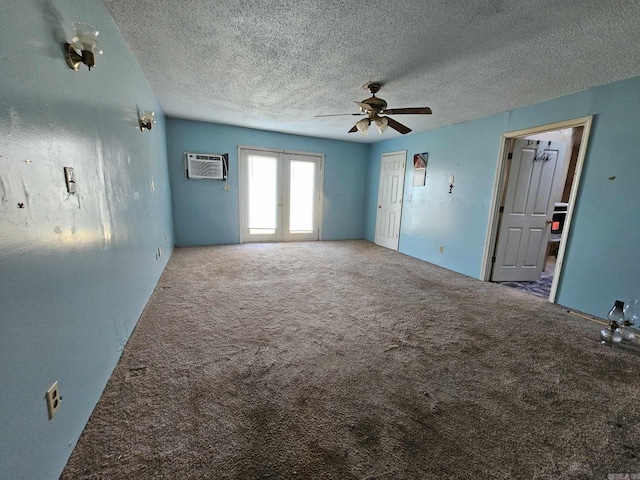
xmin=375 ymin=151 xmax=406 ymax=251
xmin=491 ymin=139 xmax=567 ymax=282
xmin=240 ymin=148 xmax=323 ymax=243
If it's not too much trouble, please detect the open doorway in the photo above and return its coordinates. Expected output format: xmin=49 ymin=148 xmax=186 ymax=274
xmin=481 ymin=116 xmax=593 ymax=302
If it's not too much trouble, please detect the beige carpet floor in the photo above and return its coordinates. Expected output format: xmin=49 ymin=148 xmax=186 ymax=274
xmin=62 ymin=240 xmax=640 ymax=479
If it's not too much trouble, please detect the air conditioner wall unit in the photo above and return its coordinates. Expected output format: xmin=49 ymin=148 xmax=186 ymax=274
xmin=185 ymin=152 xmax=228 ymax=180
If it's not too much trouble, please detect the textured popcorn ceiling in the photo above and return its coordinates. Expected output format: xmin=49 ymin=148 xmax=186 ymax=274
xmin=103 ymin=0 xmax=640 ymax=142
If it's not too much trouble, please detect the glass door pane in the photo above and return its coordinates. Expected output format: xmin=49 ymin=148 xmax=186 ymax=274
xmin=289 ymin=160 xmax=315 ymax=233
xmin=247 ymin=154 xmax=278 ymax=236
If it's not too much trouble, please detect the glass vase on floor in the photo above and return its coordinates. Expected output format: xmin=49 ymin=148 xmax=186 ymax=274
xmin=600 ymin=323 xmax=623 ymax=344
xmin=608 ymin=300 xmax=625 ymax=323
xmin=601 ymin=300 xmax=625 ymax=344
xmin=623 ymin=298 xmax=639 ymax=326
xmin=619 ymin=298 xmax=639 ymax=342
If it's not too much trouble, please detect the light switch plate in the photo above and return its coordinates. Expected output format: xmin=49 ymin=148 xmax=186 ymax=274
xmin=64 ymin=167 xmax=76 ymax=194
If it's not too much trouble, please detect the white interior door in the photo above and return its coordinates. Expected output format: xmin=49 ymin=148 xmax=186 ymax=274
xmin=240 ymin=148 xmax=322 ymax=243
xmin=491 ymin=139 xmax=568 ymax=281
xmin=375 ymin=151 xmax=406 ymax=250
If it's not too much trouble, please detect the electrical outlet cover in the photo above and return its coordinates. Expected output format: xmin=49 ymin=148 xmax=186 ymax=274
xmin=46 ymin=381 xmax=61 ymax=419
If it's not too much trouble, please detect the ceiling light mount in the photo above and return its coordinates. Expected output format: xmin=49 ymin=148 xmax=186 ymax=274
xmin=363 ymin=82 xmax=383 ymax=95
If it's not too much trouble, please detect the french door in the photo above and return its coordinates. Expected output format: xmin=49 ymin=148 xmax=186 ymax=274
xmin=239 ymin=147 xmax=323 ymax=243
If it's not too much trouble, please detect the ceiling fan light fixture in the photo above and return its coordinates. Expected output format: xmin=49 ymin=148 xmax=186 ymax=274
xmin=374 ymin=116 xmax=388 ymax=134
xmin=323 ymin=82 xmax=431 ymax=136
xmin=356 ymin=117 xmax=370 ymax=135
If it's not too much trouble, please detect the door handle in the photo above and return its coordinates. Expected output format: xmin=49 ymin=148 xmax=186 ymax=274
xmin=378 ymin=205 xmax=382 ymax=209
xmin=546 ymin=219 xmax=552 ymax=225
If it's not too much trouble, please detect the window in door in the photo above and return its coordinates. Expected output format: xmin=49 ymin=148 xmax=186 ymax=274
xmin=247 ymin=154 xmax=278 ymax=236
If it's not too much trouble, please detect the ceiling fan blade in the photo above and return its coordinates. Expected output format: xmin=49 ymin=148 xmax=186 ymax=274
xmin=355 ymin=101 xmax=374 ymax=112
xmin=348 ymin=125 xmax=358 ymax=133
xmin=386 ymin=117 xmax=412 ymax=135
xmin=315 ymin=113 xmax=363 ymax=117
xmin=381 ymin=107 xmax=432 ymax=115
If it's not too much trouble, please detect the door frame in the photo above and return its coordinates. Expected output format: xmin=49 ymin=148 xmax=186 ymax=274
xmin=480 ymin=116 xmax=593 ymax=302
xmin=237 ymin=145 xmax=324 ymax=244
xmin=374 ymin=150 xmax=407 ymax=251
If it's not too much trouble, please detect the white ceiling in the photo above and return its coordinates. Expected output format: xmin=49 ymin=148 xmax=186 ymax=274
xmin=103 ymin=0 xmax=640 ymax=143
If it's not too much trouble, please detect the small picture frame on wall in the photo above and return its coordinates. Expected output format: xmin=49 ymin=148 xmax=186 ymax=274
xmin=413 ymin=153 xmax=427 ymax=169
xmin=413 ymin=152 xmax=427 ymax=186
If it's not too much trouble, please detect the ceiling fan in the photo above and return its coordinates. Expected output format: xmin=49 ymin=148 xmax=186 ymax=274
xmin=316 ymin=82 xmax=432 ymax=135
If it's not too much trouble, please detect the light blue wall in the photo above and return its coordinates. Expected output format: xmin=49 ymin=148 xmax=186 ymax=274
xmin=166 ymin=118 xmax=369 ymax=245
xmin=366 ymin=114 xmax=507 ymax=277
xmin=365 ymin=77 xmax=640 ymax=318
xmin=3 ymin=3 xmax=639 ymax=478
xmin=0 ymin=1 xmax=174 ymax=479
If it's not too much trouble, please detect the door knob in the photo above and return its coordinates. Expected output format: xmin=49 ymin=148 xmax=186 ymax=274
xmin=546 ymin=219 xmax=553 ymax=225
xmin=378 ymin=205 xmax=382 ymax=208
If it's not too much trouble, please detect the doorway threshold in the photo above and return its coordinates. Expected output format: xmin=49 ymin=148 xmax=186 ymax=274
xmin=496 ymin=258 xmax=556 ymax=299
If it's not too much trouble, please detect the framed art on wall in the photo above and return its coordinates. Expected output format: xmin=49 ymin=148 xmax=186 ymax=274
xmin=413 ymin=152 xmax=427 ymax=186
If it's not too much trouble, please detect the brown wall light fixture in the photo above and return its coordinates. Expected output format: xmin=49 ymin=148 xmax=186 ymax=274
xmin=65 ymin=23 xmax=102 ymax=71
xmin=139 ymin=112 xmax=156 ymax=131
